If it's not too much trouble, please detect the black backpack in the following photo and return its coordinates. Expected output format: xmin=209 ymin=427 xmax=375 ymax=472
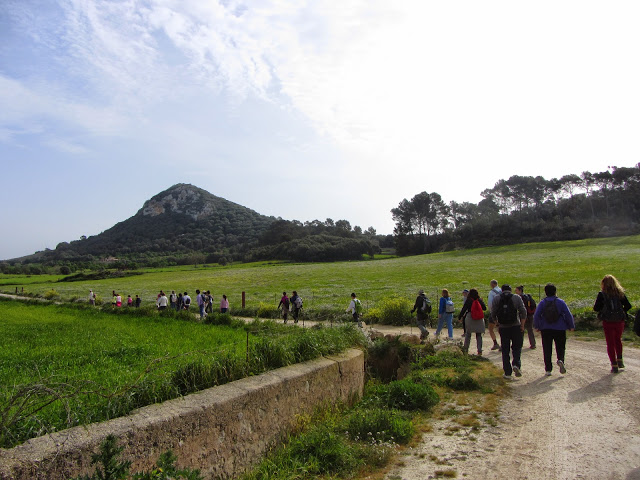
xmin=634 ymin=310 xmax=640 ymax=336
xmin=599 ymin=294 xmax=626 ymax=322
xmin=542 ymin=298 xmax=560 ymax=324
xmin=496 ymin=292 xmax=518 ymax=325
xmin=420 ymin=296 xmax=432 ymax=314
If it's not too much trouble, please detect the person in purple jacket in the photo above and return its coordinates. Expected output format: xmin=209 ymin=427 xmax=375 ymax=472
xmin=533 ymin=283 xmax=575 ymax=376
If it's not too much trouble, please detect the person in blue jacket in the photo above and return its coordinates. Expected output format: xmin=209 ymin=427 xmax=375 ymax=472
xmin=436 ymin=288 xmax=454 ymax=340
xmin=533 ymin=283 xmax=575 ymax=376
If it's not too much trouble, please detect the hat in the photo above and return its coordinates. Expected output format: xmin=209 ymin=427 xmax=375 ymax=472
xmin=418 ymin=289 xmax=424 ymax=294
xmin=462 ymin=289 xmax=469 ymax=293
xmin=501 ymin=284 xmax=511 ymax=291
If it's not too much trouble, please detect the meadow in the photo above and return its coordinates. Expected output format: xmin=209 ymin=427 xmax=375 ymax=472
xmin=0 ymin=300 xmax=363 ymax=448
xmin=4 ymin=235 xmax=639 ymax=316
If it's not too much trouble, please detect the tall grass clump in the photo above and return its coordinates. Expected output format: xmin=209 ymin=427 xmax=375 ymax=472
xmin=365 ymin=297 xmax=414 ymax=325
xmin=343 ymin=408 xmax=414 ymax=444
xmin=364 ymin=378 xmax=439 ymax=411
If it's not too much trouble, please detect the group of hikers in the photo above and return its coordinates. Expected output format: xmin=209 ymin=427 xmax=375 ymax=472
xmin=88 ymin=289 xmax=230 ymax=319
xmin=409 ymin=274 xmax=636 ymax=378
xmin=89 ymin=273 xmax=636 ymax=377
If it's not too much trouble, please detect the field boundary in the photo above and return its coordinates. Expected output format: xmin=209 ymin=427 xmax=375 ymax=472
xmin=0 ymin=349 xmax=364 ymax=480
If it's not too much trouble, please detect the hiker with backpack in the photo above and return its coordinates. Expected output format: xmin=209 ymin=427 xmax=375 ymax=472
xmin=487 ymin=280 xmax=502 ymax=351
xmin=436 ymin=289 xmax=455 ymax=340
xmin=593 ymin=275 xmax=633 ymax=373
xmin=459 ymin=288 xmax=487 ymax=355
xmin=278 ymin=291 xmax=290 ymax=323
xmin=290 ymin=290 xmax=303 ymax=324
xmin=533 ymin=283 xmax=575 ymax=376
xmin=515 ymin=285 xmax=537 ymax=349
xmin=491 ymin=284 xmax=527 ymax=379
xmin=346 ymin=292 xmax=363 ymax=328
xmin=410 ymin=289 xmax=431 ymax=340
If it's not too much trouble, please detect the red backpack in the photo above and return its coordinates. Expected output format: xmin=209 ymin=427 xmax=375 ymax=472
xmin=470 ymin=299 xmax=484 ymax=320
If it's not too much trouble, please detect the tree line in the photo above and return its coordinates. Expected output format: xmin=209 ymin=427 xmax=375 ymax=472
xmin=392 ymin=164 xmax=640 ymax=256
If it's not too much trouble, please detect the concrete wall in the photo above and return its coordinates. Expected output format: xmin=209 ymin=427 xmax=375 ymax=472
xmin=0 ymin=349 xmax=364 ymax=480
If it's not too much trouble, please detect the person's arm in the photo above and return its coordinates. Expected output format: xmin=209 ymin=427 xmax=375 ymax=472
xmin=533 ymin=300 xmax=543 ymax=330
xmin=514 ymin=296 xmax=527 ymax=330
xmin=560 ymin=300 xmax=575 ymax=330
xmin=593 ymin=291 xmax=604 ymax=312
xmin=411 ymin=296 xmax=419 ymax=313
xmin=622 ymin=295 xmax=632 ymax=312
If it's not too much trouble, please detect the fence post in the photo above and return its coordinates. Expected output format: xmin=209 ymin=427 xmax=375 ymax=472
xmin=246 ymin=330 xmax=249 ymax=365
xmin=242 ymin=291 xmax=246 ymax=309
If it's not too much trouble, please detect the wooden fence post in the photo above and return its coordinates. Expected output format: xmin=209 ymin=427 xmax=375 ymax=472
xmin=242 ymin=291 xmax=246 ymax=309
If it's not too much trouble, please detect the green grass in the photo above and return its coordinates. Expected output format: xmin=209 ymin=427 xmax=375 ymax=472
xmin=3 ymin=235 xmax=639 ymax=316
xmin=0 ymin=299 xmax=365 ymax=448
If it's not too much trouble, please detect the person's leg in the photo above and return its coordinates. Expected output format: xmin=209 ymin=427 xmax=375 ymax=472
xmin=613 ymin=322 xmax=624 ymax=365
xmin=526 ymin=316 xmax=536 ymax=348
xmin=489 ymin=322 xmax=500 ymax=349
xmin=463 ymin=332 xmax=471 ymax=352
xmin=554 ymin=330 xmax=567 ymax=362
xmin=602 ymin=322 xmax=618 ymax=365
xmin=446 ymin=313 xmax=454 ymax=338
xmin=541 ymin=330 xmax=554 ymax=372
xmin=499 ymin=327 xmax=512 ymax=376
xmin=435 ymin=315 xmax=445 ymax=336
xmin=511 ymin=325 xmax=524 ymax=370
xmin=417 ymin=318 xmax=428 ymax=338
xmin=476 ymin=333 xmax=483 ymax=354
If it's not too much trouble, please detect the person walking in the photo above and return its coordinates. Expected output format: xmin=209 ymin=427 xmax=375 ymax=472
xmin=177 ymin=292 xmax=184 ymax=311
xmin=410 ymin=289 xmax=431 ymax=340
xmin=156 ymin=291 xmax=168 ymax=310
xmin=88 ymin=290 xmax=96 ymax=306
xmin=533 ymin=283 xmax=575 ymax=376
xmin=169 ymin=290 xmax=178 ymax=310
xmin=290 ymin=290 xmax=303 ymax=324
xmin=491 ymin=284 xmax=527 ymax=379
xmin=459 ymin=288 xmax=486 ymax=355
xmin=488 ymin=280 xmax=502 ymax=351
xmin=135 ymin=294 xmax=141 ymax=308
xmin=346 ymin=292 xmax=363 ymax=328
xmin=183 ymin=291 xmax=191 ymax=310
xmin=515 ymin=285 xmax=537 ymax=349
xmin=278 ymin=292 xmax=290 ymax=323
xmin=220 ymin=294 xmax=229 ymax=313
xmin=436 ymin=289 xmax=454 ymax=340
xmin=593 ymin=274 xmax=633 ymax=373
xmin=460 ymin=289 xmax=469 ymax=337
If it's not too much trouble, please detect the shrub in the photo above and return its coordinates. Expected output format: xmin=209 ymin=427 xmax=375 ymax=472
xmin=343 ymin=408 xmax=414 ymax=444
xmin=364 ymin=378 xmax=439 ymax=411
xmin=256 ymin=302 xmax=279 ymax=319
xmin=43 ymin=289 xmax=59 ymax=300
xmin=288 ymin=426 xmax=360 ymax=476
xmin=366 ymin=297 xmax=413 ymax=325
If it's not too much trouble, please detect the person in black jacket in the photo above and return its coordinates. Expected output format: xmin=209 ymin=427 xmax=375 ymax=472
xmin=459 ymin=288 xmax=486 ymax=355
xmin=593 ymin=274 xmax=633 ymax=373
xmin=410 ymin=289 xmax=431 ymax=340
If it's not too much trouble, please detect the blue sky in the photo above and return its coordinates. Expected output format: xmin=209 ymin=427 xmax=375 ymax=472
xmin=1 ymin=1 xmax=639 ymax=260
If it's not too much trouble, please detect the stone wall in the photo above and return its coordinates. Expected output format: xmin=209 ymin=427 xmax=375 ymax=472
xmin=0 ymin=349 xmax=364 ymax=480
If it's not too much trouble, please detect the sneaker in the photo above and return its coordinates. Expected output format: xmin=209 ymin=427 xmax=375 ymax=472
xmin=545 ymin=371 xmax=552 ymax=376
xmin=557 ymin=359 xmax=566 ymax=374
xmin=611 ymin=365 xmax=619 ymax=374
xmin=477 ymin=351 xmax=482 ymax=356
xmin=503 ymin=374 xmax=513 ymax=380
xmin=491 ymin=344 xmax=501 ymax=351
xmin=618 ymin=359 xmax=625 ymax=369
xmin=512 ymin=365 xmax=522 ymax=377
xmin=530 ymin=345 xmax=536 ymax=349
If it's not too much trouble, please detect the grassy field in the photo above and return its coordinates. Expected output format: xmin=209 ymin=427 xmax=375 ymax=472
xmin=0 ymin=299 xmax=364 ymax=448
xmin=3 ymin=235 xmax=639 ymax=315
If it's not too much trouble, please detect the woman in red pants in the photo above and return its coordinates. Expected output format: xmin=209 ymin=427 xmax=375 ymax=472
xmin=593 ymin=275 xmax=633 ymax=373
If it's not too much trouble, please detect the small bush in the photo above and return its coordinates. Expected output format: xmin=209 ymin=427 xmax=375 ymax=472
xmin=365 ymin=378 xmax=439 ymax=411
xmin=256 ymin=302 xmax=280 ymax=319
xmin=288 ymin=425 xmax=360 ymax=476
xmin=366 ymin=297 xmax=414 ymax=326
xmin=343 ymin=408 xmax=414 ymax=444
xmin=43 ymin=289 xmax=59 ymax=300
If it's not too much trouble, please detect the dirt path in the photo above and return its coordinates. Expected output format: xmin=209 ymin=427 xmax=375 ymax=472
xmin=384 ymin=335 xmax=640 ymax=480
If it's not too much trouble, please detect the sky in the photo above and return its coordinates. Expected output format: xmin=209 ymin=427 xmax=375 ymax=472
xmin=1 ymin=1 xmax=639 ymax=260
